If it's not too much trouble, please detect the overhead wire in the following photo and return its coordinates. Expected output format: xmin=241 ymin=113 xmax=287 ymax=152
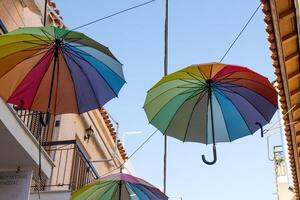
xmin=71 ymin=0 xmax=156 ymax=31
xmin=263 ymin=105 xmax=296 ymax=135
xmin=98 ymin=129 xmax=158 ymax=178
xmin=219 ymin=2 xmax=262 ymax=62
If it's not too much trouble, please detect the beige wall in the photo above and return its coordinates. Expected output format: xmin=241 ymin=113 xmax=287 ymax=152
xmin=0 ymin=0 xmax=126 ymax=193
xmin=0 ymin=0 xmax=42 ymax=30
xmin=56 ymin=111 xmax=123 ymax=174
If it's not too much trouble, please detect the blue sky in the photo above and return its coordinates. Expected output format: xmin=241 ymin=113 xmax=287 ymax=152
xmin=56 ymin=1 xmax=282 ymax=199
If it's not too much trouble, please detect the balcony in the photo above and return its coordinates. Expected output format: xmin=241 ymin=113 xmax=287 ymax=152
xmin=30 ymin=140 xmax=99 ymax=200
xmin=0 ymin=98 xmax=53 ymax=179
xmin=11 ymin=106 xmax=99 ymax=191
xmin=36 ymin=140 xmax=99 ymax=191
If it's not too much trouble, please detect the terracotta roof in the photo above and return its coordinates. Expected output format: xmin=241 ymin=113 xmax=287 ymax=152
xmin=261 ymin=0 xmax=300 ymax=198
xmin=99 ymin=108 xmax=128 ymax=161
xmin=48 ymin=0 xmax=64 ymax=28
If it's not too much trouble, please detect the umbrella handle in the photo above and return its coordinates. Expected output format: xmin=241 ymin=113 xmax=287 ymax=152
xmin=202 ymin=145 xmax=217 ymax=165
xmin=256 ymin=122 xmax=264 ymax=137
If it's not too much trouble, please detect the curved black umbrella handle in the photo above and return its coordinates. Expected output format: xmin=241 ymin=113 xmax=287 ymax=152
xmin=202 ymin=145 xmax=217 ymax=165
xmin=256 ymin=122 xmax=264 ymax=138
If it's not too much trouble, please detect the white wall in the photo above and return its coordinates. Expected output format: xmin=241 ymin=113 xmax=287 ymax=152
xmin=30 ymin=191 xmax=71 ymax=200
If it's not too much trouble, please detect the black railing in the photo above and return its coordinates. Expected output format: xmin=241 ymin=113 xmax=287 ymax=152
xmin=12 ymin=107 xmax=99 ymax=191
xmin=32 ymin=140 xmax=99 ymax=191
xmin=12 ymin=106 xmax=53 ymax=150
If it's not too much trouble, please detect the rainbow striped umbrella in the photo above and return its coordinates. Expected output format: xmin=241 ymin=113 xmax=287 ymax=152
xmin=144 ymin=63 xmax=278 ymax=165
xmin=71 ymin=173 xmax=168 ymax=200
xmin=0 ymin=26 xmax=125 ymax=114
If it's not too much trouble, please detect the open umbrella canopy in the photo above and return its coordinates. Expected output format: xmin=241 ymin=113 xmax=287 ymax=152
xmin=0 ymin=26 xmax=125 ymax=114
xmin=71 ymin=173 xmax=168 ymax=200
xmin=144 ymin=63 xmax=278 ymax=164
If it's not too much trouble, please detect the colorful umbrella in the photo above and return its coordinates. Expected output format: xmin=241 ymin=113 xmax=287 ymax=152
xmin=0 ymin=26 xmax=125 ymax=114
xmin=144 ymin=63 xmax=278 ymax=165
xmin=71 ymin=172 xmax=168 ymax=200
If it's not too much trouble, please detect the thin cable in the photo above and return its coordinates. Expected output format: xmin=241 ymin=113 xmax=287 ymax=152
xmin=99 ymin=129 xmax=158 ymax=178
xmin=163 ymin=0 xmax=168 ymax=194
xmin=219 ymin=3 xmax=262 ymax=62
xmin=11 ymin=0 xmax=25 ymax=27
xmin=263 ymin=105 xmax=296 ymax=134
xmin=71 ymin=0 xmax=156 ymax=31
xmin=126 ymin=129 xmax=158 ymax=161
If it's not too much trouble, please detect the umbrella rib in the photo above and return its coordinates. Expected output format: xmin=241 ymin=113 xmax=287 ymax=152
xmin=29 ymin=33 xmax=52 ymax=44
xmin=128 ymin=183 xmax=152 ymax=200
xmin=148 ymin=89 xmax=199 ymax=125
xmin=183 ymin=89 xmax=208 ymax=142
xmin=178 ymin=78 xmax=204 ymax=86
xmin=124 ymin=182 xmax=138 ymax=200
xmin=84 ymin=181 xmax=115 ymax=199
xmin=196 ymin=66 xmax=209 ymax=79
xmin=63 ymin=37 xmax=84 ymax=44
xmin=17 ymin=44 xmax=53 ymax=52
xmin=211 ymin=88 xmax=232 ymax=142
xmin=211 ymin=66 xmax=249 ymax=82
xmin=136 ymin=183 xmax=166 ymax=200
xmin=157 ymin=90 xmax=201 ymax=136
xmin=60 ymin=49 xmax=81 ymax=114
xmin=217 ymin=76 xmax=268 ymax=86
xmin=215 ymin=81 xmax=277 ymax=106
xmin=186 ymin=85 xmax=208 ymax=102
xmin=214 ymin=84 xmax=270 ymax=124
xmin=27 ymin=51 xmax=55 ymax=109
xmin=64 ymin=43 xmax=94 ymax=57
xmin=62 ymin=48 xmax=102 ymax=109
xmin=65 ymin=40 xmax=123 ymax=72
xmin=40 ymin=28 xmax=55 ymax=40
xmin=85 ymin=181 xmax=117 ymax=200
xmin=178 ymin=87 xmax=205 ymax=96
xmin=214 ymin=70 xmax=268 ymax=85
xmin=209 ymin=63 xmax=214 ymax=78
xmin=63 ymin=46 xmax=120 ymax=98
xmin=216 ymin=77 xmax=274 ymax=92
xmin=185 ymin=71 xmax=205 ymax=82
xmin=64 ymin=43 xmax=125 ymax=81
xmin=0 ymin=45 xmax=50 ymax=64
xmin=213 ymin=88 xmax=252 ymax=137
xmin=65 ymin=43 xmax=125 ymax=82
xmin=0 ymin=39 xmax=49 ymax=49
xmin=213 ymin=70 xmax=242 ymax=82
xmin=0 ymin=47 xmax=52 ymax=79
xmin=144 ymin=83 xmax=204 ymax=108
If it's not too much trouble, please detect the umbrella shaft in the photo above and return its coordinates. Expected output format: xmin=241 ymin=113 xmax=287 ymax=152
xmin=118 ymin=180 xmax=122 ymax=200
xmin=47 ymin=45 xmax=59 ymax=113
xmin=208 ymin=85 xmax=216 ymax=146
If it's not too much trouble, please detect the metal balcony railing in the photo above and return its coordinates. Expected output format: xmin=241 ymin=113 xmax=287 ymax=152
xmin=32 ymin=140 xmax=99 ymax=191
xmin=12 ymin=106 xmax=54 ymax=150
xmin=12 ymin=106 xmax=99 ymax=191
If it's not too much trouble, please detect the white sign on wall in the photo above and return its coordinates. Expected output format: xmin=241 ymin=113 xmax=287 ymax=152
xmin=0 ymin=171 xmax=33 ymax=200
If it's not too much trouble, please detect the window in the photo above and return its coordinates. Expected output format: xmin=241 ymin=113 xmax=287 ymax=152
xmin=0 ymin=19 xmax=7 ymax=34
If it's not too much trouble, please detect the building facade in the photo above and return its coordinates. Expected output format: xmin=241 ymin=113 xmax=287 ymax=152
xmin=0 ymin=1 xmax=127 ymax=199
xmin=262 ymin=0 xmax=300 ymax=199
